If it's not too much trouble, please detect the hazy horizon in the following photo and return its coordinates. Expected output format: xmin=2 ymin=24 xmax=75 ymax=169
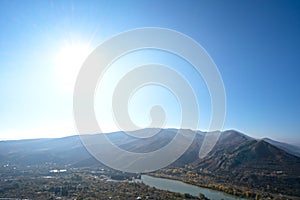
xmin=1 ymin=128 xmax=299 ymax=148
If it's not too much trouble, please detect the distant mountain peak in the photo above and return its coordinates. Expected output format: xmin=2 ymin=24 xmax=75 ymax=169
xmin=262 ymin=137 xmax=300 ymax=158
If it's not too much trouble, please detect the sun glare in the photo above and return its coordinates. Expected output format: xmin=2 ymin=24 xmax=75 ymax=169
xmin=55 ymin=43 xmax=92 ymax=91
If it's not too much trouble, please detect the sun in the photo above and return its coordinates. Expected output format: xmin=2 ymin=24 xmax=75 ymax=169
xmin=55 ymin=42 xmax=92 ymax=91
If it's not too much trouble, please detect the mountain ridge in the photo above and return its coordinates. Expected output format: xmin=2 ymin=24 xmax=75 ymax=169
xmin=1 ymin=128 xmax=299 ymax=196
xmin=0 ymin=128 xmax=299 ymax=167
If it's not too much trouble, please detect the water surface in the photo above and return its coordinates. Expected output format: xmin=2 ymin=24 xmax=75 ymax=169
xmin=140 ymin=175 xmax=245 ymax=200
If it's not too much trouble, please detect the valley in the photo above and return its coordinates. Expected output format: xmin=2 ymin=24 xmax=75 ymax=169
xmin=0 ymin=129 xmax=299 ymax=199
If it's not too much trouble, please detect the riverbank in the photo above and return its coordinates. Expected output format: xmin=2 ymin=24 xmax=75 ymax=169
xmin=139 ymin=175 xmax=245 ymax=200
xmin=148 ymin=173 xmax=254 ymax=199
xmin=147 ymin=173 xmax=300 ymax=200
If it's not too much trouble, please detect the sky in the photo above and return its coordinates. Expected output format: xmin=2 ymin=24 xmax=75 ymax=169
xmin=0 ymin=0 xmax=299 ymax=143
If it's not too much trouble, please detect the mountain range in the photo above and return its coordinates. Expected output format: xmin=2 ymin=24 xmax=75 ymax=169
xmin=0 ymin=129 xmax=299 ymax=169
xmin=0 ymin=129 xmax=299 ymax=196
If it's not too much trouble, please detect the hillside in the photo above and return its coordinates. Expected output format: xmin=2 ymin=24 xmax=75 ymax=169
xmin=0 ymin=129 xmax=299 ymax=197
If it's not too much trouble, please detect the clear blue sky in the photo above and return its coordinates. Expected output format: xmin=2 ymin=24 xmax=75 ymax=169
xmin=0 ymin=0 xmax=299 ymax=143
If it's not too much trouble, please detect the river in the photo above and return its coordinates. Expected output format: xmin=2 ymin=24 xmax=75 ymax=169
xmin=139 ymin=175 xmax=245 ymax=200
